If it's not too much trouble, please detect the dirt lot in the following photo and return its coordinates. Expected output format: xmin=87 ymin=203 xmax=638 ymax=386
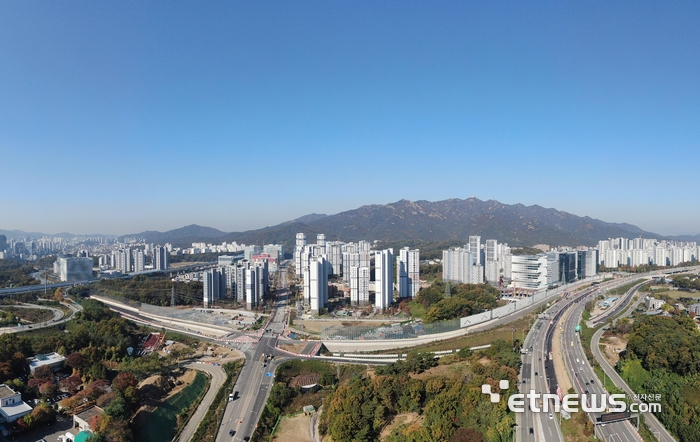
xmin=379 ymin=412 xmax=422 ymax=440
xmin=280 ymin=342 xmax=309 ymax=354
xmin=273 ymin=413 xmax=312 ymax=442
xmin=295 ymin=319 xmax=401 ymax=334
xmin=601 ymin=335 xmax=626 ymax=365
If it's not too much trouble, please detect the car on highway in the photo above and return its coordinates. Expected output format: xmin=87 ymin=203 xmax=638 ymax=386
xmin=549 ymin=413 xmax=553 ymax=419
xmin=529 ymin=428 xmax=533 ymax=434
xmin=229 ymin=429 xmax=235 ymax=436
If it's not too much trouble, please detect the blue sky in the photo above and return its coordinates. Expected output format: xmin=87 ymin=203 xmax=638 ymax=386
xmin=1 ymin=1 xmax=698 ymax=236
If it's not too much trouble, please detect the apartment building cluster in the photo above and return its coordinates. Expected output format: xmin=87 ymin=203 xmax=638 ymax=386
xmin=202 ymin=258 xmax=270 ymax=310
xmin=294 ymin=233 xmax=420 ymax=314
xmin=598 ymin=237 xmax=698 ymax=268
xmin=0 ymin=234 xmax=116 ymax=260
xmin=443 ymin=236 xmax=599 ymax=292
xmin=99 ymin=244 xmax=169 ymax=274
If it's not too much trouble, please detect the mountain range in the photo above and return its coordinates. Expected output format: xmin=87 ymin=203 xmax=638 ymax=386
xmin=3 ymin=198 xmax=699 ymax=248
xmin=122 ymin=198 xmax=700 ymax=248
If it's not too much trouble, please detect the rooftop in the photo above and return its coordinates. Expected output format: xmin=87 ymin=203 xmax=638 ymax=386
xmin=27 ymin=352 xmax=66 ymax=365
xmin=0 ymin=385 xmax=17 ymax=399
xmin=75 ymin=406 xmax=104 ymax=423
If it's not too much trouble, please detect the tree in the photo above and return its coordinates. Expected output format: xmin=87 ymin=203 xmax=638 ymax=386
xmin=451 ymin=428 xmax=484 ymax=442
xmin=112 ymin=372 xmax=137 ymax=395
xmin=39 ymin=381 xmax=57 ymax=398
xmin=66 ymin=352 xmax=85 ymax=370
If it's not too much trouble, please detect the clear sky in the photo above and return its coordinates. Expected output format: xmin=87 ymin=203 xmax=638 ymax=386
xmin=1 ymin=1 xmax=699 ymax=236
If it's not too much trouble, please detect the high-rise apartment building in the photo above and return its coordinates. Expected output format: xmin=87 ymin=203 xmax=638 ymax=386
xmin=442 ymin=248 xmax=472 ymax=284
xmin=349 ymin=265 xmax=370 ymax=305
xmin=308 ymin=256 xmax=328 ymax=313
xmin=374 ymin=249 xmax=394 ymax=310
xmin=56 ymin=256 xmax=93 ymax=282
xmin=469 ymin=236 xmax=481 ymax=266
xmin=153 ymin=246 xmax=168 ymax=270
xmin=133 ymin=250 xmax=145 ymax=273
xmin=203 ymin=268 xmax=225 ymax=308
xmin=397 ymin=247 xmax=420 ymax=299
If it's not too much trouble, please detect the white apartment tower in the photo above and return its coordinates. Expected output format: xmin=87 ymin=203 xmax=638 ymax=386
xmin=317 ymin=234 xmax=327 ymax=254
xmin=442 ymin=248 xmax=472 ymax=284
xmin=153 ymin=245 xmax=168 ymax=270
xmin=469 ymin=236 xmax=481 ymax=266
xmin=133 ymin=250 xmax=145 ymax=273
xmin=397 ymin=247 xmax=420 ymax=299
xmin=203 ymin=268 xmax=225 ymax=308
xmin=349 ymin=265 xmax=370 ymax=305
xmin=308 ymin=256 xmax=329 ymax=313
xmin=374 ymin=249 xmax=394 ymax=310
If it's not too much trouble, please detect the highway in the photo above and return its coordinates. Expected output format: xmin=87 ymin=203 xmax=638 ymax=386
xmin=0 ymin=301 xmax=82 ymax=334
xmin=560 ymin=285 xmax=644 ymax=442
xmin=517 ymin=276 xmax=658 ymax=442
xmin=589 ymin=286 xmax=677 ymax=442
xmin=518 ymin=287 xmax=599 ymax=442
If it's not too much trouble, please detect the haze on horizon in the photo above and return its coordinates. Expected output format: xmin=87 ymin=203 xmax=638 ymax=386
xmin=1 ymin=2 xmax=698 ymax=237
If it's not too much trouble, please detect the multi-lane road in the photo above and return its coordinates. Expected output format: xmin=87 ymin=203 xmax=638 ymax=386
xmin=560 ymin=283 xmax=645 ymax=442
xmin=215 ymin=292 xmax=291 ymax=442
xmin=518 ymin=276 xmax=670 ymax=442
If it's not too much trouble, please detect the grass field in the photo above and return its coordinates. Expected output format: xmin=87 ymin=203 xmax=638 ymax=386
xmin=560 ymin=411 xmax=596 ymax=442
xmin=138 ymin=372 xmax=209 ymax=442
xmin=406 ymin=300 xmax=426 ymax=318
xmin=0 ymin=306 xmax=53 ymax=323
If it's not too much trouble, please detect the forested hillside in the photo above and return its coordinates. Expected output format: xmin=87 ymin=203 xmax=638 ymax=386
xmin=618 ymin=315 xmax=700 ymax=441
xmin=319 ymin=341 xmax=520 ymax=442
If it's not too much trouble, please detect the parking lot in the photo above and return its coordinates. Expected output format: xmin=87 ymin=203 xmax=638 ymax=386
xmin=1 ymin=419 xmax=72 ymax=442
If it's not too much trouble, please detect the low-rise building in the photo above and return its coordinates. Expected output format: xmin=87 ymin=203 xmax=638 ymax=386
xmin=688 ymin=302 xmax=700 ymax=316
xmin=644 ymin=297 xmax=665 ymax=311
xmin=73 ymin=406 xmax=104 ymax=433
xmin=0 ymin=384 xmax=32 ymax=424
xmin=27 ymin=352 xmax=66 ymax=374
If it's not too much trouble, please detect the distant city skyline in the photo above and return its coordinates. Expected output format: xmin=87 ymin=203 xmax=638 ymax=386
xmin=1 ymin=2 xmax=698 ymax=236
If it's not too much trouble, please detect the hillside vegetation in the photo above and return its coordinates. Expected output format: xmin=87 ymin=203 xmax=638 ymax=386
xmin=320 ymin=341 xmax=520 ymax=442
xmin=618 ymin=314 xmax=700 ymax=441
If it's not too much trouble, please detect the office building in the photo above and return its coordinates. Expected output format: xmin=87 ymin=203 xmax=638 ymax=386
xmin=511 ymin=255 xmax=548 ymax=291
xmin=559 ymin=252 xmax=578 ymax=283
